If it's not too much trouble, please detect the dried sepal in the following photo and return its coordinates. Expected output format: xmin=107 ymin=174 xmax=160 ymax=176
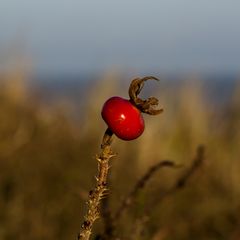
xmin=128 ymin=76 xmax=163 ymax=115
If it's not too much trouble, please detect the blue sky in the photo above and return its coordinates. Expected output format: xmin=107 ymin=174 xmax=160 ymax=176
xmin=0 ymin=0 xmax=240 ymax=74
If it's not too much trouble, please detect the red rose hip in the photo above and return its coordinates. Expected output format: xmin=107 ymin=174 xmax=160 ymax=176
xmin=101 ymin=96 xmax=145 ymax=140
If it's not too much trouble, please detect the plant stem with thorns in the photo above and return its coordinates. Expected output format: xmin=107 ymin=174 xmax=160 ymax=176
xmin=78 ymin=128 xmax=115 ymax=240
xmin=78 ymin=76 xmax=163 ymax=240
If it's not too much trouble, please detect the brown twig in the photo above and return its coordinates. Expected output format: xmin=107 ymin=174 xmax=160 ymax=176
xmin=114 ymin=160 xmax=181 ymax=221
xmin=135 ymin=145 xmax=205 ymax=238
xmin=146 ymin=145 xmax=205 ymax=216
xmin=163 ymin=145 xmax=205 ymax=196
xmin=78 ymin=128 xmax=115 ymax=240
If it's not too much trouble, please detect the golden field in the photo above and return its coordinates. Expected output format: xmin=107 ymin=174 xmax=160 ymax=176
xmin=0 ymin=71 xmax=240 ymax=240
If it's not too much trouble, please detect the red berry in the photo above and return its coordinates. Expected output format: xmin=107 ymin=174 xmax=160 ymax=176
xmin=101 ymin=96 xmax=145 ymax=140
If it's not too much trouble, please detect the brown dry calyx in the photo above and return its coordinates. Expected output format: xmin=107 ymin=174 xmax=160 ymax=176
xmin=128 ymin=76 xmax=163 ymax=115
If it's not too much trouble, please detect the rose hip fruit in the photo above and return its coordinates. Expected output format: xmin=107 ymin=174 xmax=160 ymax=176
xmin=101 ymin=96 xmax=145 ymax=140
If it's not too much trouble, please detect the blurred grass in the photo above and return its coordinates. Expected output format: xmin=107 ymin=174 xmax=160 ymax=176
xmin=0 ymin=71 xmax=240 ymax=240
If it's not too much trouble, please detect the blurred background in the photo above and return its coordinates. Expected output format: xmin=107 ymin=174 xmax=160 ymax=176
xmin=0 ymin=1 xmax=240 ymax=239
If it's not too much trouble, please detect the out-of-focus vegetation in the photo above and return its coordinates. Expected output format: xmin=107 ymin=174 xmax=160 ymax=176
xmin=0 ymin=71 xmax=240 ymax=240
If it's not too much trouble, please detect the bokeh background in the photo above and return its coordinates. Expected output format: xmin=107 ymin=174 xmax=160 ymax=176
xmin=0 ymin=1 xmax=240 ymax=239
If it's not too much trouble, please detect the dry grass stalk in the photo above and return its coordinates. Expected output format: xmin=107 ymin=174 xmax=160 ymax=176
xmin=78 ymin=129 xmax=115 ymax=240
xmin=167 ymin=145 xmax=205 ymax=194
xmin=145 ymin=145 xmax=205 ymax=217
xmin=114 ymin=160 xmax=180 ymax=221
xmin=132 ymin=145 xmax=205 ymax=239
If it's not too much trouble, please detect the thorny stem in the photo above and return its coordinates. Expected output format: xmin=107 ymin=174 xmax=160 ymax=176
xmin=78 ymin=128 xmax=115 ymax=240
xmin=78 ymin=76 xmax=163 ymax=240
